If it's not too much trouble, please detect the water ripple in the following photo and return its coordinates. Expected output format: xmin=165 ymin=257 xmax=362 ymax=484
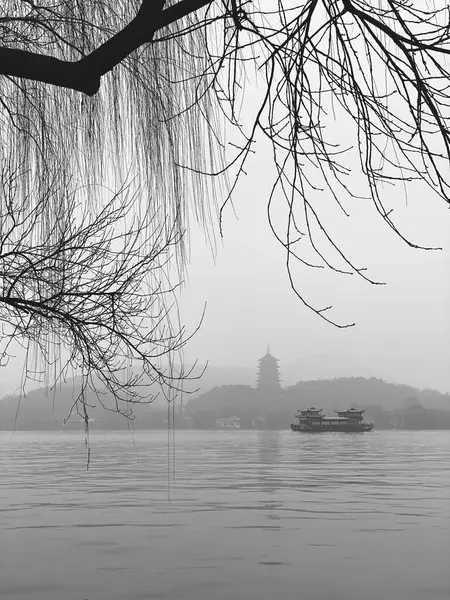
xmin=1 ymin=429 xmax=449 ymax=600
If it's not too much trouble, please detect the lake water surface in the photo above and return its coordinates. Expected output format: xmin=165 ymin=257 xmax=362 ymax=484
xmin=0 ymin=429 xmax=449 ymax=600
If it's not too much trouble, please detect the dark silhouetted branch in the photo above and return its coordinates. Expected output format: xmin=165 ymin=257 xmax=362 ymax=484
xmin=0 ymin=0 xmax=213 ymax=95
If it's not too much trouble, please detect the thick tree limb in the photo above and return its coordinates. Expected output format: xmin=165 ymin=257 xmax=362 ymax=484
xmin=0 ymin=0 xmax=214 ymax=96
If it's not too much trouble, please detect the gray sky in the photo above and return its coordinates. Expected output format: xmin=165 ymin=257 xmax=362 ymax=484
xmin=180 ymin=145 xmax=450 ymax=393
xmin=175 ymin=61 xmax=450 ymax=393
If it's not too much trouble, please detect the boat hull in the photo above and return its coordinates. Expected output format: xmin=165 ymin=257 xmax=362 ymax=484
xmin=291 ymin=423 xmax=374 ymax=433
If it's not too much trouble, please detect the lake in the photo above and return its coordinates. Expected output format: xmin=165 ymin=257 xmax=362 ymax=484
xmin=0 ymin=429 xmax=449 ymax=600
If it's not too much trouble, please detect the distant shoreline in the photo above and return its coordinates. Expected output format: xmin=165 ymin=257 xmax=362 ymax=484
xmin=2 ymin=426 xmax=450 ymax=432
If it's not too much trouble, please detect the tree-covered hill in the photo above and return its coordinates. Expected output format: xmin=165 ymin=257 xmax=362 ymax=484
xmin=285 ymin=377 xmax=449 ymax=410
xmin=184 ymin=377 xmax=450 ymax=430
xmin=2 ymin=376 xmax=449 ymax=430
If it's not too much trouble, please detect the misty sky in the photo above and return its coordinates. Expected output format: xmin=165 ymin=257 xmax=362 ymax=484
xmin=180 ymin=142 xmax=450 ymax=393
xmin=181 ymin=12 xmax=450 ymax=394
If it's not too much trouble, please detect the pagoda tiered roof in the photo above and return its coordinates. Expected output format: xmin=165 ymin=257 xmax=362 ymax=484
xmin=256 ymin=346 xmax=281 ymax=389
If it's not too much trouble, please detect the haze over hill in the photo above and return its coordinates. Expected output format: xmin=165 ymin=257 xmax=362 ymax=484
xmin=1 ymin=358 xmax=449 ymax=430
xmin=177 ymin=351 xmax=399 ymax=396
xmin=186 ymin=376 xmax=450 ymax=414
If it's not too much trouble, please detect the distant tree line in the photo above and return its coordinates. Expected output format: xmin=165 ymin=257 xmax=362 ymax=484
xmin=184 ymin=378 xmax=450 ymax=430
xmin=2 ymin=377 xmax=449 ymax=431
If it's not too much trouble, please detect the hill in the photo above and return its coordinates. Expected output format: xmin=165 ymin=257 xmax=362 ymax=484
xmin=187 ymin=377 xmax=450 ymax=412
xmin=1 ymin=374 xmax=449 ymax=431
xmin=285 ymin=377 xmax=450 ymax=410
xmin=0 ymin=363 xmax=258 ymax=431
xmin=184 ymin=377 xmax=450 ymax=429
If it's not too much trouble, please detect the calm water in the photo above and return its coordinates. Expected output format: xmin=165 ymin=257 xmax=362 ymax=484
xmin=0 ymin=430 xmax=449 ymax=600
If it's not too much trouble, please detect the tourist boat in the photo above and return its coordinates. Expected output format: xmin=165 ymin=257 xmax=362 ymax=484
xmin=291 ymin=407 xmax=374 ymax=433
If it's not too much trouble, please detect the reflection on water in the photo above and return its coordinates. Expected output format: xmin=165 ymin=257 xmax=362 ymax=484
xmin=256 ymin=432 xmax=282 ymax=525
xmin=0 ymin=430 xmax=449 ymax=600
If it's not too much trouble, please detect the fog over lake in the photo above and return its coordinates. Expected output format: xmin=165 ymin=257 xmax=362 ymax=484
xmin=1 ymin=430 xmax=449 ymax=600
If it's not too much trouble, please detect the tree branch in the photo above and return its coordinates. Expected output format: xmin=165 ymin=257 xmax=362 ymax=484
xmin=0 ymin=0 xmax=214 ymax=96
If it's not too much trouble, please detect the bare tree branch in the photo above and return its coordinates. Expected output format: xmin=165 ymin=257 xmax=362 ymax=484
xmin=0 ymin=166 xmax=204 ymax=411
xmin=0 ymin=0 xmax=213 ymax=95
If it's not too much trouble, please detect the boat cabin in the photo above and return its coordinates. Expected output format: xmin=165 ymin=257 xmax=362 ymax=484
xmin=292 ymin=407 xmax=371 ymax=431
xmin=294 ymin=407 xmax=325 ymax=429
xmin=335 ymin=408 xmax=366 ymax=424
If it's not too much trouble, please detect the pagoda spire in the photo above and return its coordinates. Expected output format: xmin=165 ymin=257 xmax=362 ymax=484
xmin=256 ymin=347 xmax=281 ymax=389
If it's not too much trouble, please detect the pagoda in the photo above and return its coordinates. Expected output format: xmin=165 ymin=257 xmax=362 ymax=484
xmin=256 ymin=346 xmax=281 ymax=389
